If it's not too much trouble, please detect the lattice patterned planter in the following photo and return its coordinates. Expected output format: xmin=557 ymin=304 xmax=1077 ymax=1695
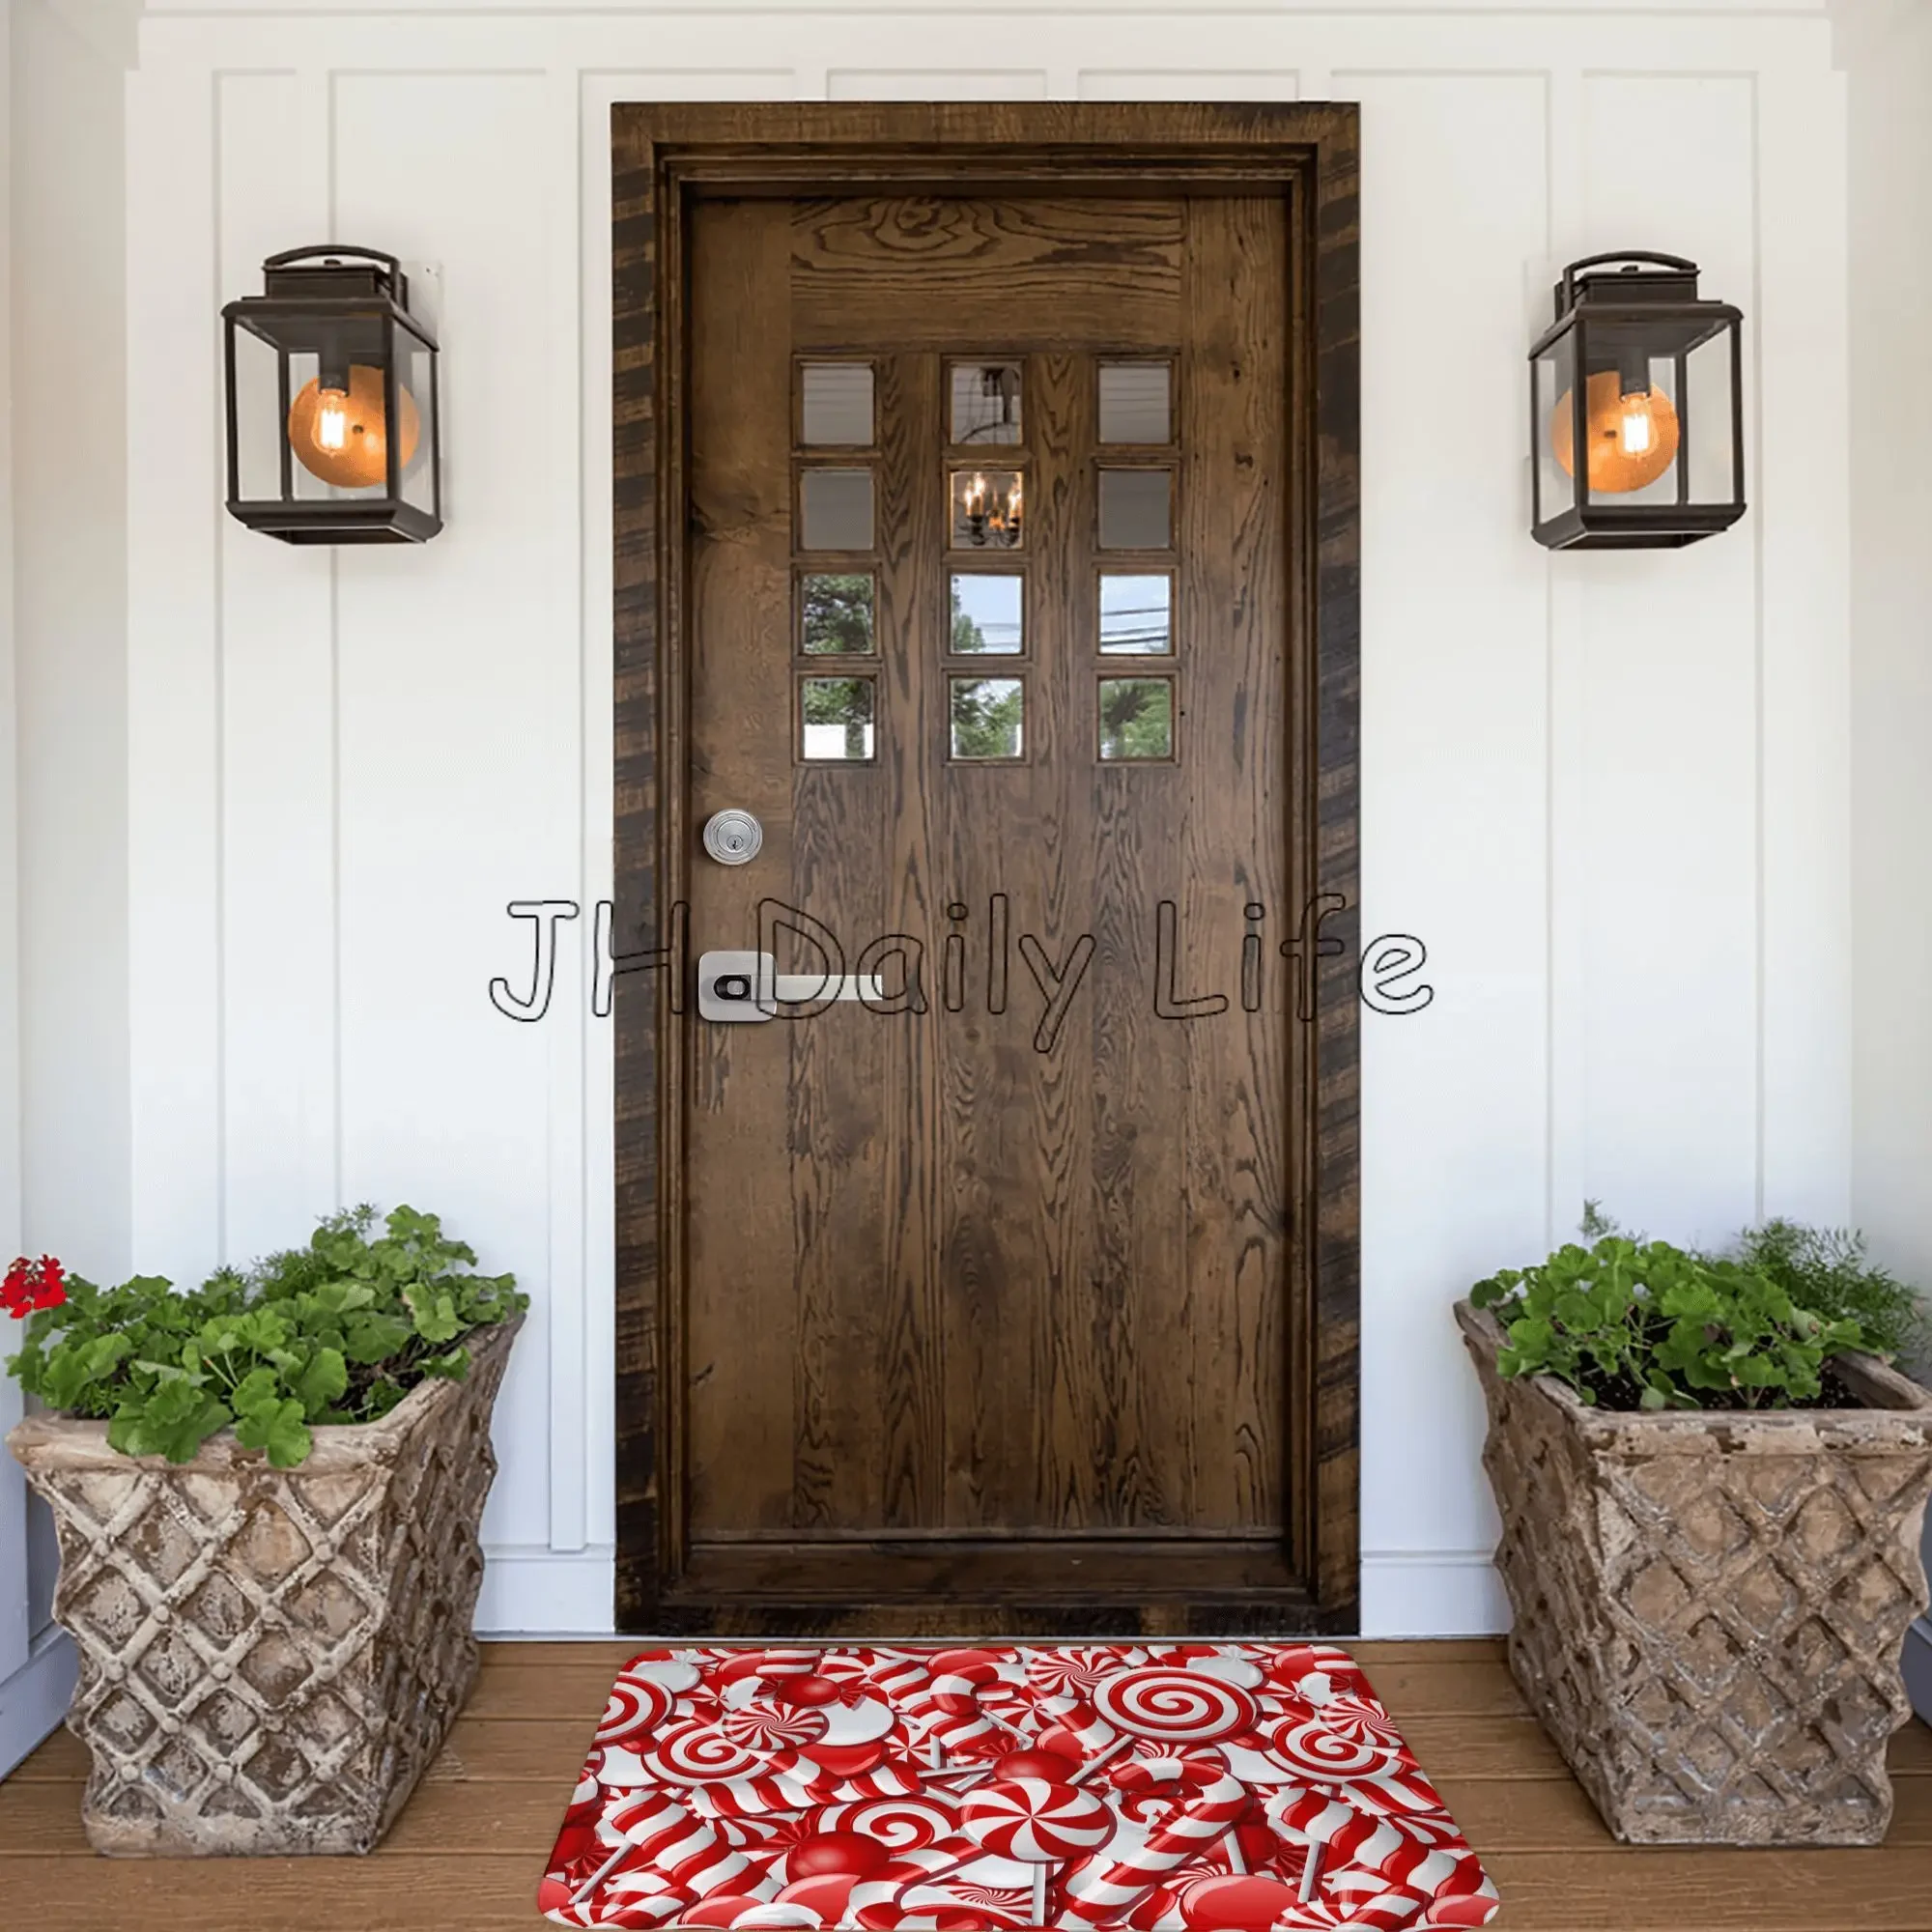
xmin=5 ymin=1318 xmax=520 ymax=1857
xmin=1457 ymin=1300 xmax=1932 ymax=1845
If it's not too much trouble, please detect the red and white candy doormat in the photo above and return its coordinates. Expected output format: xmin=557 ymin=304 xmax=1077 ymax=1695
xmin=539 ymin=1644 xmax=1497 ymax=1931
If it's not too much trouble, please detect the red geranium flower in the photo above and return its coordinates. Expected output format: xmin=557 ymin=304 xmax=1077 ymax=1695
xmin=1 ymin=1254 xmax=66 ymax=1319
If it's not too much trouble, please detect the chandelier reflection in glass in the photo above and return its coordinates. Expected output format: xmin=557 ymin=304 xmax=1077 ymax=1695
xmin=954 ymin=469 xmax=1024 ymax=549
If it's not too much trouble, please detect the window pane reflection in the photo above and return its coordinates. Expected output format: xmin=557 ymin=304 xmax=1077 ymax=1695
xmin=1099 ymin=574 xmax=1172 ymax=654
xmin=801 ymin=363 xmax=874 ymax=445
xmin=1098 ymin=678 xmax=1174 ymax=760
xmin=950 ymin=676 xmax=1024 ymax=759
xmin=800 ymin=469 xmax=875 ymax=551
xmin=950 ymin=573 xmax=1023 ymax=655
xmin=1098 ymin=362 xmax=1171 ymax=443
xmin=801 ymin=574 xmax=876 ymax=655
xmin=1098 ymin=469 xmax=1172 ymax=550
xmin=951 ymin=361 xmax=1023 ymax=445
xmin=800 ymin=676 xmax=875 ymax=760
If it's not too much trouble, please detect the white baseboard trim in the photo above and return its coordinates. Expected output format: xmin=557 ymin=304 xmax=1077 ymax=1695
xmin=1358 ymin=1549 xmax=1509 ymax=1638
xmin=1905 ymin=1616 xmax=1932 ymax=1731
xmin=0 ymin=1625 xmax=77 ymax=1781
xmin=477 ymin=1543 xmax=615 ymax=1634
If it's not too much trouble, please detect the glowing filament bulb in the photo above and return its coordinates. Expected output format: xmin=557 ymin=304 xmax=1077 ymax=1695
xmin=315 ymin=387 xmax=350 ymax=451
xmin=966 ymin=473 xmax=986 ymax=516
xmin=1618 ymin=392 xmax=1655 ymax=457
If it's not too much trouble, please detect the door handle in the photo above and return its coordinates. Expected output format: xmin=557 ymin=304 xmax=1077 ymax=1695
xmin=697 ymin=951 xmax=884 ymax=1022
xmin=702 ymin=810 xmax=763 ymax=866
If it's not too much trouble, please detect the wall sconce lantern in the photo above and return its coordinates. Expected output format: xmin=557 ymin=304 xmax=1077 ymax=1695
xmin=1530 ymin=251 xmax=1744 ymax=550
xmin=222 ymin=246 xmax=440 ymax=544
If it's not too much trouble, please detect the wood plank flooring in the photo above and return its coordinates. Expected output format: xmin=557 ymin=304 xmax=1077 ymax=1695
xmin=3 ymin=1638 xmax=1930 ymax=1930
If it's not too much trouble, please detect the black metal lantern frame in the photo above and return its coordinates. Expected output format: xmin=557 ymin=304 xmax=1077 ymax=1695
xmin=222 ymin=245 xmax=441 ymax=545
xmin=1529 ymin=251 xmax=1745 ymax=551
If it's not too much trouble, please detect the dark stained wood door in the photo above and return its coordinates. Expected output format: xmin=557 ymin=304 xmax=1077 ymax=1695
xmin=668 ymin=186 xmax=1325 ymax=1632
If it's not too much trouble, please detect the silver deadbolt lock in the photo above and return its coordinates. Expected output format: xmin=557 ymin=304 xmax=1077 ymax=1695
xmin=702 ymin=809 xmax=763 ymax=867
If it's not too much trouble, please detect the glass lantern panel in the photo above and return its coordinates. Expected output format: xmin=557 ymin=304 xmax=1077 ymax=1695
xmin=1684 ymin=327 xmax=1738 ymax=507
xmin=1578 ymin=338 xmax=1685 ymax=510
xmin=399 ymin=334 xmax=438 ymax=516
xmin=231 ymin=325 xmax=287 ymax=504
xmin=1533 ymin=331 xmax=1578 ymax=529
xmin=286 ymin=350 xmax=399 ymax=501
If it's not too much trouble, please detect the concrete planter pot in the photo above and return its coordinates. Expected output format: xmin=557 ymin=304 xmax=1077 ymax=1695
xmin=1457 ymin=1299 xmax=1932 ymax=1845
xmin=5 ymin=1316 xmax=521 ymax=1857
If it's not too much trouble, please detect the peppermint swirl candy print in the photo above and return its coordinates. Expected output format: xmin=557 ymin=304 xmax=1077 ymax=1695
xmin=596 ymin=1672 xmax=678 ymax=1747
xmin=1263 ymin=1720 xmax=1406 ymax=1783
xmin=1299 ymin=1693 xmax=1410 ymax=1758
xmin=720 ymin=1701 xmax=828 ymax=1752
xmin=808 ymin=1795 xmax=959 ymax=1852
xmin=1024 ymin=1646 xmax=1142 ymax=1699
xmin=639 ymin=1722 xmax=774 ymax=1784
xmin=1092 ymin=1666 xmax=1261 ymax=1744
xmin=961 ymin=1777 xmax=1114 ymax=1862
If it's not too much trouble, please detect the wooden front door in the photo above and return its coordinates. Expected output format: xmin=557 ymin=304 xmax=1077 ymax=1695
xmin=614 ymin=110 xmax=1360 ymax=1638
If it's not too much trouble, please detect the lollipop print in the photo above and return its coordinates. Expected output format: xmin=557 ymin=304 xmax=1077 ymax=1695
xmin=1091 ymin=1668 xmax=1261 ymax=1747
xmin=962 ymin=1776 xmax=1113 ymax=1921
xmin=1072 ymin=1665 xmax=1264 ymax=1788
xmin=543 ymin=1639 xmax=1496 ymax=1932
xmin=1262 ymin=1720 xmax=1442 ymax=1818
xmin=596 ymin=1671 xmax=678 ymax=1747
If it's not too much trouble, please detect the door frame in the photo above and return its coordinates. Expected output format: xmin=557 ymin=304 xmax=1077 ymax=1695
xmin=611 ymin=102 xmax=1361 ymax=1634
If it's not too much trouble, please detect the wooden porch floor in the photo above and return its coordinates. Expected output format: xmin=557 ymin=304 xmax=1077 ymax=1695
xmin=2 ymin=1638 xmax=1930 ymax=1929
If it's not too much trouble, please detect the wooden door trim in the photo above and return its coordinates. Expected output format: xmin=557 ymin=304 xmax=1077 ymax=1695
xmin=612 ymin=102 xmax=1361 ymax=1635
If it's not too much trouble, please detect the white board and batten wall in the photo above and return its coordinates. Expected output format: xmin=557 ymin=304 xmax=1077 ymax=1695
xmin=14 ymin=0 xmax=1858 ymax=1659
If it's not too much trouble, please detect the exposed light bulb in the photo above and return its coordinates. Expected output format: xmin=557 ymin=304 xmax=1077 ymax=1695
xmin=1549 ymin=370 xmax=1681 ymax=494
xmin=1618 ymin=391 xmax=1655 ymax=458
xmin=287 ymin=365 xmax=421 ymax=491
xmin=314 ymin=388 xmax=351 ymax=452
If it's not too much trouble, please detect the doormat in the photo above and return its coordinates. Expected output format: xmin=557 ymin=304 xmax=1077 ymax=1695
xmin=539 ymin=1643 xmax=1498 ymax=1931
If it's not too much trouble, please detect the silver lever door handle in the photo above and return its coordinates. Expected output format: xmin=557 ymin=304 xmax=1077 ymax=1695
xmin=698 ymin=952 xmax=884 ymax=1022
xmin=702 ymin=810 xmax=763 ymax=866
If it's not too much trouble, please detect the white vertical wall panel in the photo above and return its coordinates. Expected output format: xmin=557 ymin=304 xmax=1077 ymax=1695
xmin=329 ymin=72 xmax=568 ymax=1553
xmin=216 ymin=71 xmax=342 ymax=1264
xmin=105 ymin=5 xmax=1851 ymax=1634
xmin=1576 ymin=76 xmax=1762 ymax=1247
xmin=128 ymin=67 xmax=226 ymax=1286
xmin=1347 ymin=71 xmax=1551 ymax=1597
xmin=1755 ymin=63 xmax=1852 ymax=1231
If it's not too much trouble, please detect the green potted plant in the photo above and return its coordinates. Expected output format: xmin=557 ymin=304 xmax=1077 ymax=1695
xmin=4 ymin=1205 xmax=527 ymax=1857
xmin=1457 ymin=1211 xmax=1932 ymax=1847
